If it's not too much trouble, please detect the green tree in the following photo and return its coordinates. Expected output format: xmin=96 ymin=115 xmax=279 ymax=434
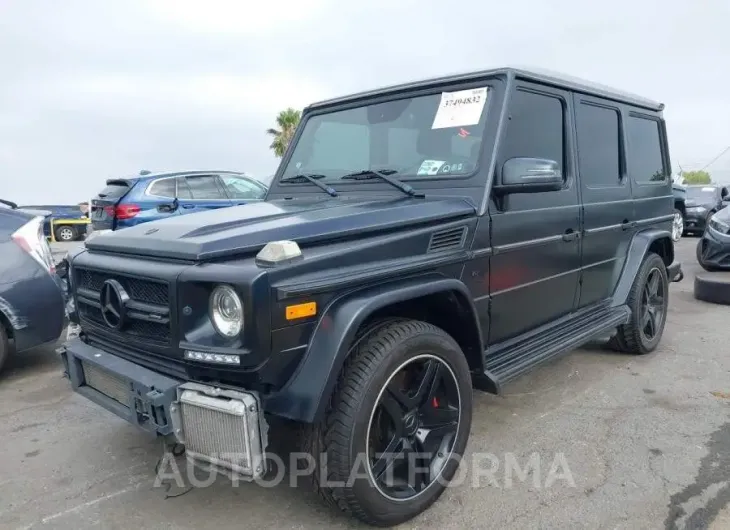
xmin=682 ymin=170 xmax=712 ymax=185
xmin=266 ymin=108 xmax=301 ymax=158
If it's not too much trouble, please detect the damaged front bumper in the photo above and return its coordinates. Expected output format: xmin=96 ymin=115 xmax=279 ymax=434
xmin=60 ymin=339 xmax=268 ymax=480
xmin=698 ymin=227 xmax=730 ymax=270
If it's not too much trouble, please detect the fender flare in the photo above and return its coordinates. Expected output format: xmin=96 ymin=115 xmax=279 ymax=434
xmin=611 ymin=228 xmax=673 ymax=307
xmin=262 ymin=275 xmax=483 ymax=423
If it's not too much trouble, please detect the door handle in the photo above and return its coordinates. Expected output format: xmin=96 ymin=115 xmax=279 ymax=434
xmin=181 ymin=204 xmax=195 ymax=209
xmin=562 ymin=229 xmax=579 ymax=242
xmin=621 ymin=220 xmax=636 ymax=231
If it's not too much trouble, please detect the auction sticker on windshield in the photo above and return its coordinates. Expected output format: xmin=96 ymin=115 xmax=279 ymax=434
xmin=431 ymin=87 xmax=488 ymax=129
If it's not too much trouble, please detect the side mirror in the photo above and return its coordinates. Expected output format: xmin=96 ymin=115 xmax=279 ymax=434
xmin=157 ymin=198 xmax=179 ymax=213
xmin=495 ymin=157 xmax=563 ymax=194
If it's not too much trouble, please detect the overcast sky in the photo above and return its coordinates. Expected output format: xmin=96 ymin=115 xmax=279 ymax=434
xmin=2 ymin=0 xmax=730 ymax=205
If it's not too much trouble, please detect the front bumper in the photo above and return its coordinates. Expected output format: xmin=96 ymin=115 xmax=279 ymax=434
xmin=684 ymin=211 xmax=708 ymax=232
xmin=60 ymin=338 xmax=268 ymax=479
xmin=698 ymin=228 xmax=730 ymax=270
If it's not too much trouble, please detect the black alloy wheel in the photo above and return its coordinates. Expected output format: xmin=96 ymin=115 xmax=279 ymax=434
xmin=366 ymin=354 xmax=461 ymax=501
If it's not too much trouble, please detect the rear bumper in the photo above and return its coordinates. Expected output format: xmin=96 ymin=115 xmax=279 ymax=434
xmin=667 ymin=261 xmax=684 ymax=283
xmin=60 ymin=338 xmax=268 ymax=478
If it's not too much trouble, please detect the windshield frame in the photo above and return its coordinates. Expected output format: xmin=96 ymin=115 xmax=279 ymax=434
xmin=271 ymin=78 xmax=503 ymax=195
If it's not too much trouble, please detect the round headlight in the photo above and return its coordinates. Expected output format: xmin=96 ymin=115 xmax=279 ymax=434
xmin=209 ymin=284 xmax=243 ymax=337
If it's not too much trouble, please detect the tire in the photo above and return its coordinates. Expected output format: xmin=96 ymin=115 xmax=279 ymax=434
xmin=696 ymin=239 xmax=722 ymax=272
xmin=0 ymin=323 xmax=9 ymax=374
xmin=609 ymin=252 xmax=669 ymax=355
xmin=694 ymin=273 xmax=730 ymax=305
xmin=54 ymin=224 xmax=77 ymax=242
xmin=304 ymin=319 xmax=473 ymax=527
xmin=672 ymin=209 xmax=684 ymax=242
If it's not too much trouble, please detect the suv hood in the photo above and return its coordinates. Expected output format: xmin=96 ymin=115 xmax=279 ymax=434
xmin=685 ymin=199 xmax=713 ymax=208
xmin=84 ymin=196 xmax=476 ymax=261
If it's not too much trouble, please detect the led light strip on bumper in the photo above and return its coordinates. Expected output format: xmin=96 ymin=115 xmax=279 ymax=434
xmin=185 ymin=350 xmax=241 ymax=365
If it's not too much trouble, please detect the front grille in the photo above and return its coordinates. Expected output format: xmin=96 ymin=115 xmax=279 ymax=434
xmin=81 ymin=361 xmax=130 ymax=407
xmin=74 ymin=267 xmax=171 ymax=344
xmin=76 ymin=269 xmax=168 ymax=305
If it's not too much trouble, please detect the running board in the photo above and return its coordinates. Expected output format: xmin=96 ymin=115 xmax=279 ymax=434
xmin=474 ymin=304 xmax=631 ymax=394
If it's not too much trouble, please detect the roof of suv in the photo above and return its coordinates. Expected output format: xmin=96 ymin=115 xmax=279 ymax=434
xmin=307 ymin=66 xmax=664 ymax=113
xmin=116 ymin=170 xmax=249 ymax=181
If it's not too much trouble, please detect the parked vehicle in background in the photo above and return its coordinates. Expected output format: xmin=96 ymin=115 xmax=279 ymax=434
xmin=18 ymin=203 xmax=89 ymax=242
xmin=0 ymin=200 xmax=66 ymax=373
xmin=696 ymin=198 xmax=730 ymax=271
xmin=683 ymin=184 xmax=729 ymax=236
xmin=87 ymin=170 xmax=268 ymax=239
xmin=60 ymin=67 xmax=682 ymax=526
xmin=672 ymin=183 xmax=686 ymax=241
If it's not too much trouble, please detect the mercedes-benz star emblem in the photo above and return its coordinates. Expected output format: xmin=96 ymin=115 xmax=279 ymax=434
xmin=100 ymin=279 xmax=129 ymax=330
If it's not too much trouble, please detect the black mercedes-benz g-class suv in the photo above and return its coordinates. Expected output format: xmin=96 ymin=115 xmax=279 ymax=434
xmin=60 ymin=67 xmax=682 ymax=527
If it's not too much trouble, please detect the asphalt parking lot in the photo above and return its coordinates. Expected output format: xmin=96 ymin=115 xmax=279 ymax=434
xmin=2 ymin=238 xmax=728 ymax=530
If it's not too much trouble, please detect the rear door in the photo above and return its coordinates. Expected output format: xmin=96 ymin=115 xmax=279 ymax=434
xmin=573 ymin=94 xmax=633 ymax=307
xmin=177 ymin=175 xmax=233 ymax=213
xmin=90 ymin=180 xmax=135 ymax=230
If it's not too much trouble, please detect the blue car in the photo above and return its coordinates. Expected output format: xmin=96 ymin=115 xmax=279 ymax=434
xmin=88 ymin=170 xmax=268 ymax=235
xmin=0 ymin=199 xmax=66 ymax=373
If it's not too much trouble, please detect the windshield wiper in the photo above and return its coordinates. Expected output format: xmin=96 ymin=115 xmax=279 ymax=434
xmin=340 ymin=169 xmax=423 ymax=198
xmin=279 ymin=173 xmax=338 ymax=197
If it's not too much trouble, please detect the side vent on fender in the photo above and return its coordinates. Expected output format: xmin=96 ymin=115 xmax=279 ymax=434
xmin=427 ymin=226 xmax=467 ymax=253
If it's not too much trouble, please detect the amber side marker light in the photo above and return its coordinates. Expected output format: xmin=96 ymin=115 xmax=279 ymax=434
xmin=286 ymin=302 xmax=317 ymax=320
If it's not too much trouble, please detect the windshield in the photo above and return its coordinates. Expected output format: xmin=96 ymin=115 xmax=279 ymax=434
xmin=686 ymin=186 xmax=716 ymax=201
xmin=280 ymin=87 xmax=491 ymax=183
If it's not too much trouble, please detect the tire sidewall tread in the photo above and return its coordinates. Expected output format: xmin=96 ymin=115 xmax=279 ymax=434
xmin=613 ymin=252 xmax=669 ymax=355
xmin=308 ymin=319 xmax=473 ymax=527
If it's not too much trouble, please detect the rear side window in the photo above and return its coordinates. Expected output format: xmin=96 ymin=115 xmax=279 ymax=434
xmin=627 ymin=116 xmax=666 ymax=183
xmin=576 ymin=103 xmax=621 ymax=188
xmin=148 ymin=178 xmax=176 ymax=198
xmin=97 ymin=183 xmax=130 ymax=199
xmin=183 ymin=175 xmax=226 ymax=199
xmin=500 ymin=89 xmax=564 ymax=173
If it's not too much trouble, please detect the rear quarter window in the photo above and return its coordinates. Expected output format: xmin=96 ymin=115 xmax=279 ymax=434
xmin=97 ymin=184 xmax=131 ymax=198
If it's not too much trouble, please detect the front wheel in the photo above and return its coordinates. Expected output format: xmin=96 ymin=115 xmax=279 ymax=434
xmin=307 ymin=319 xmax=473 ymax=527
xmin=0 ymin=323 xmax=9 ymax=374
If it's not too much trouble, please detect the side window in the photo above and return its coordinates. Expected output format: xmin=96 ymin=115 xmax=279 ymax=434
xmin=627 ymin=115 xmax=666 ymax=183
xmin=220 ymin=175 xmax=267 ymax=200
xmin=575 ymin=103 xmax=621 ymax=188
xmin=176 ymin=177 xmax=192 ymax=199
xmin=499 ymin=89 xmax=564 ymax=174
xmin=184 ymin=175 xmax=225 ymax=199
xmin=148 ymin=178 xmax=176 ymax=198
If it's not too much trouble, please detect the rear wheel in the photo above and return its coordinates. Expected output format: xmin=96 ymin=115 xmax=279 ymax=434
xmin=54 ymin=225 xmax=77 ymax=242
xmin=0 ymin=324 xmax=9 ymax=374
xmin=305 ymin=319 xmax=472 ymax=527
xmin=609 ymin=252 xmax=668 ymax=355
xmin=672 ymin=209 xmax=684 ymax=242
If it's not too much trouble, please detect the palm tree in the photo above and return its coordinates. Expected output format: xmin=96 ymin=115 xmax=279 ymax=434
xmin=266 ymin=108 xmax=301 ymax=158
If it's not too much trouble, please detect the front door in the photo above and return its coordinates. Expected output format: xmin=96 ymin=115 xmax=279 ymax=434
xmin=487 ymin=83 xmax=581 ymax=344
xmin=177 ymin=174 xmax=234 ymax=213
